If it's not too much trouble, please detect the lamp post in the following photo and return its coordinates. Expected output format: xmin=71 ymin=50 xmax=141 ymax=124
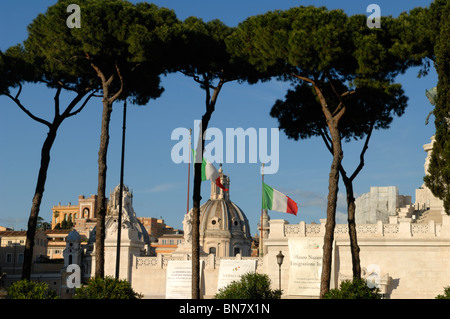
xmin=115 ymin=100 xmax=127 ymax=279
xmin=276 ymin=250 xmax=284 ymax=290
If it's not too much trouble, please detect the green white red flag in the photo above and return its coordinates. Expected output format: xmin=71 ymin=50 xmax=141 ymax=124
xmin=192 ymin=149 xmax=228 ymax=191
xmin=202 ymin=158 xmax=228 ymax=191
xmin=262 ymin=182 xmax=297 ymax=215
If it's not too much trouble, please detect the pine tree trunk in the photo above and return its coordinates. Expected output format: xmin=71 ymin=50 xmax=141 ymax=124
xmin=319 ymin=121 xmax=343 ymax=298
xmin=191 ymin=81 xmax=223 ymax=299
xmin=22 ymin=126 xmax=58 ymax=280
xmin=95 ymin=99 xmax=113 ymax=278
xmin=343 ymin=178 xmax=361 ymax=279
xmin=191 ymin=161 xmax=202 ymax=299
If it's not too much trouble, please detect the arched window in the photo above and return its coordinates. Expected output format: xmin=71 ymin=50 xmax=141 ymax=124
xmin=234 ymin=247 xmax=240 ymax=256
xmin=83 ymin=208 xmax=89 ymax=218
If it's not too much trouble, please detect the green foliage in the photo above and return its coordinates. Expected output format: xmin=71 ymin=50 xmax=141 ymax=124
xmin=25 ymin=0 xmax=179 ymax=103
xmin=323 ymin=278 xmax=381 ymax=299
xmin=73 ymin=276 xmax=143 ymax=299
xmin=423 ymin=0 xmax=450 ymax=214
xmin=214 ymin=272 xmax=282 ymax=299
xmin=7 ymin=279 xmax=59 ymax=299
xmin=228 ymin=6 xmax=410 ymax=81
xmin=172 ymin=16 xmax=261 ymax=88
xmin=436 ymin=286 xmax=450 ymax=299
xmin=231 ymin=6 xmax=411 ymax=143
xmin=60 ymin=218 xmax=73 ymax=229
xmin=271 ymin=81 xmax=407 ymax=143
xmin=36 ymin=216 xmax=51 ymax=230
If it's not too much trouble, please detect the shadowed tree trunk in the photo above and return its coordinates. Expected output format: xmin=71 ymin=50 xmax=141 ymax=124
xmin=290 ymin=74 xmax=349 ymax=298
xmin=3 ymin=85 xmax=94 ymax=280
xmin=94 ymin=98 xmax=113 ymax=278
xmin=22 ymin=125 xmax=58 ymax=280
xmin=320 ymin=119 xmax=343 ymax=298
xmin=89 ymin=59 xmax=124 ymax=278
xmin=191 ymin=79 xmax=224 ymax=299
xmin=320 ymin=121 xmax=374 ymax=280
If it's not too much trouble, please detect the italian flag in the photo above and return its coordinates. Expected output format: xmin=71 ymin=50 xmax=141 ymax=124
xmin=192 ymin=149 xmax=228 ymax=191
xmin=201 ymin=158 xmax=228 ymax=191
xmin=262 ymin=182 xmax=298 ymax=215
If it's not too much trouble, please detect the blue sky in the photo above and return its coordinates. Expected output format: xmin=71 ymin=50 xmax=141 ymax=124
xmin=0 ymin=0 xmax=437 ymax=233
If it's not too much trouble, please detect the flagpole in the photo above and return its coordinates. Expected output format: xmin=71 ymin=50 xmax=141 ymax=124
xmin=187 ymin=128 xmax=192 ymax=214
xmin=260 ymin=163 xmax=264 ymax=257
xmin=115 ymin=99 xmax=127 ymax=279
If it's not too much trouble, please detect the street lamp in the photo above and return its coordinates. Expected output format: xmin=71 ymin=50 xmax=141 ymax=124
xmin=276 ymin=250 xmax=284 ymax=290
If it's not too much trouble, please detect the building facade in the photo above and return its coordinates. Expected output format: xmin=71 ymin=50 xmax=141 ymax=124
xmin=51 ymin=194 xmax=98 ymax=238
xmin=0 ymin=230 xmax=48 ymax=276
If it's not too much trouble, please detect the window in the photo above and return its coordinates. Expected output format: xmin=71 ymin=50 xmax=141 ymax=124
xmin=234 ymin=247 xmax=240 ymax=256
xmin=6 ymin=254 xmax=12 ymax=263
xmin=209 ymin=247 xmax=216 ymax=256
xmin=18 ymin=254 xmax=24 ymax=263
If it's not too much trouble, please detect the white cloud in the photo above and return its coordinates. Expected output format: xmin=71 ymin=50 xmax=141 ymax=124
xmin=139 ymin=182 xmax=182 ymax=194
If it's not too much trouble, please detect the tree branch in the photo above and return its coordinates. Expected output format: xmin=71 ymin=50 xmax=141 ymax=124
xmin=67 ymin=89 xmax=98 ymax=118
xmin=3 ymin=91 xmax=51 ymax=127
xmin=341 ymin=90 xmax=356 ymax=98
xmin=349 ymin=121 xmax=374 ymax=181
xmin=319 ymin=127 xmax=333 ymax=154
xmin=86 ymin=53 xmax=108 ymax=87
xmin=290 ymin=72 xmax=335 ymax=121
xmin=334 ymin=102 xmax=346 ymax=122
xmin=54 ymin=86 xmax=62 ymax=117
xmin=290 ymin=72 xmax=316 ymax=85
xmin=109 ymin=62 xmax=124 ymax=102
xmin=15 ymin=82 xmax=23 ymax=100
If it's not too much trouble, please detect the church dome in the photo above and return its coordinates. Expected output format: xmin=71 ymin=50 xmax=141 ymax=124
xmin=198 ymin=165 xmax=252 ymax=257
xmin=200 ymin=199 xmax=251 ymax=238
xmin=67 ymin=229 xmax=81 ymax=242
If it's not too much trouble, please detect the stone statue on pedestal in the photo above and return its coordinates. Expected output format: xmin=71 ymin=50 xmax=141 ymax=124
xmin=182 ymin=210 xmax=193 ymax=244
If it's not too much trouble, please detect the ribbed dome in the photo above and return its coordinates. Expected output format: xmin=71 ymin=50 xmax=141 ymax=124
xmin=197 ymin=165 xmax=252 ymax=257
xmin=200 ymin=199 xmax=251 ymax=239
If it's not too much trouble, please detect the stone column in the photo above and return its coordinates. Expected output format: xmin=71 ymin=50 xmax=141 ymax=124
xmin=398 ymin=218 xmax=412 ymax=237
xmin=440 ymin=211 xmax=450 ymax=237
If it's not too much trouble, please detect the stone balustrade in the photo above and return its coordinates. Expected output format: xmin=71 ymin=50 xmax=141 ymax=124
xmin=135 ymin=253 xmax=264 ymax=270
xmin=270 ymin=213 xmax=450 ymax=239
